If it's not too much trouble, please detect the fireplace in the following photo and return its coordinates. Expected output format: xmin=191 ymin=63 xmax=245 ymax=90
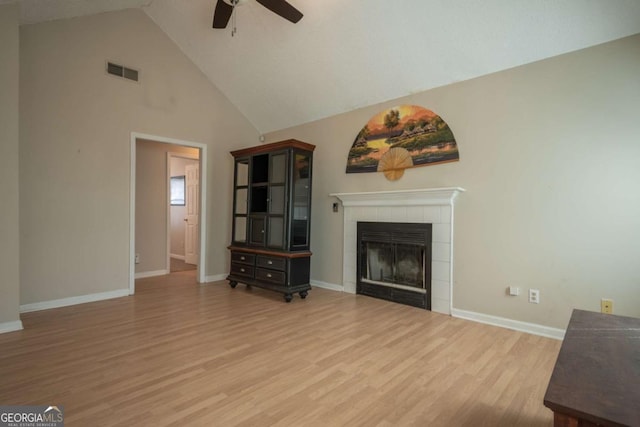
xmin=330 ymin=187 xmax=465 ymax=315
xmin=357 ymin=222 xmax=432 ymax=309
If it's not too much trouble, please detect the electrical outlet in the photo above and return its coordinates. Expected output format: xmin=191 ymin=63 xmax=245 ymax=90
xmin=529 ymin=289 xmax=540 ymax=304
xmin=601 ymin=298 xmax=613 ymax=314
xmin=135 ymin=253 xmax=140 ymax=264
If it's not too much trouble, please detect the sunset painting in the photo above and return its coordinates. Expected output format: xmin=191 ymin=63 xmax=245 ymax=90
xmin=346 ymin=105 xmax=459 ymax=180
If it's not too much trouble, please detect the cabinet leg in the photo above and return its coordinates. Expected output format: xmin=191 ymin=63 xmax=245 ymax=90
xmin=299 ymin=291 xmax=308 ymax=299
xmin=229 ymin=281 xmax=237 ymax=289
xmin=284 ymin=293 xmax=293 ymax=303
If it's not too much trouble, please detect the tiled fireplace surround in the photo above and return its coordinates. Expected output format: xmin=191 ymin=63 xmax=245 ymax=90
xmin=331 ymin=188 xmax=465 ymax=315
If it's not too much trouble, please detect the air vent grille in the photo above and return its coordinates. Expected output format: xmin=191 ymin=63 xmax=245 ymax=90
xmin=106 ymin=61 xmax=139 ymax=82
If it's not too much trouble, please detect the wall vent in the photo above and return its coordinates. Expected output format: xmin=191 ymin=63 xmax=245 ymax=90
xmin=106 ymin=61 xmax=139 ymax=82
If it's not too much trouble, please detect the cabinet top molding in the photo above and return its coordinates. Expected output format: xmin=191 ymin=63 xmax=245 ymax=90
xmin=231 ymin=139 xmax=316 ymax=157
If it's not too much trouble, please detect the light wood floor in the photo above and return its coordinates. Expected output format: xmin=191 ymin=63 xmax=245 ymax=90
xmin=0 ymin=271 xmax=561 ymax=426
xmin=170 ymin=257 xmax=197 ymax=273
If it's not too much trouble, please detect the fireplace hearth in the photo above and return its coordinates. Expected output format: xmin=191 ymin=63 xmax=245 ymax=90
xmin=357 ymin=222 xmax=432 ymax=309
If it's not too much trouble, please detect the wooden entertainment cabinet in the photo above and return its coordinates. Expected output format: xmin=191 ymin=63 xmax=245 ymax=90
xmin=227 ymin=139 xmax=314 ymax=302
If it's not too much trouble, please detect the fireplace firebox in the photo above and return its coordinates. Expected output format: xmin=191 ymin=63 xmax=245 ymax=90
xmin=357 ymin=222 xmax=432 ymax=309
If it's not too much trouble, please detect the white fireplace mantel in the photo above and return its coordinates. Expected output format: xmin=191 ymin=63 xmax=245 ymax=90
xmin=330 ymin=187 xmax=465 ymax=207
xmin=330 ymin=187 xmax=465 ymax=315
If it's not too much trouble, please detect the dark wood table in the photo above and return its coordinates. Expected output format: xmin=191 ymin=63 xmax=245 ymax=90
xmin=544 ymin=309 xmax=640 ymax=427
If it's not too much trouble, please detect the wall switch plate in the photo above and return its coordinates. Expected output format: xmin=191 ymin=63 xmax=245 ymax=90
xmin=332 ymin=202 xmax=339 ymax=212
xmin=135 ymin=253 xmax=140 ymax=264
xmin=529 ymin=289 xmax=540 ymax=304
xmin=509 ymin=286 xmax=519 ymax=296
xmin=601 ymin=298 xmax=613 ymax=314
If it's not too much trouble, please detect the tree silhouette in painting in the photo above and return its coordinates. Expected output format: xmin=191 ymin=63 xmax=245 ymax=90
xmin=383 ymin=109 xmax=400 ymax=136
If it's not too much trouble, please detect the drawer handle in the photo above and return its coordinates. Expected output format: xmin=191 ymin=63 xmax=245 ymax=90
xmin=267 ymin=273 xmax=272 ymax=278
xmin=240 ymin=256 xmax=245 ymax=260
xmin=267 ymin=260 xmax=273 ymax=265
xmin=240 ymin=268 xmax=245 ymax=272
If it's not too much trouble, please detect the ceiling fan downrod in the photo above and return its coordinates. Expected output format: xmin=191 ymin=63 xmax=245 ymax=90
xmin=231 ymin=0 xmax=238 ymax=36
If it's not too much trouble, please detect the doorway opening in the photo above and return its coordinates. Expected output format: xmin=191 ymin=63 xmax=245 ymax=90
xmin=130 ymin=132 xmax=208 ymax=294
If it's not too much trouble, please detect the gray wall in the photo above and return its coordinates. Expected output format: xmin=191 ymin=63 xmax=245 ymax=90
xmin=19 ymin=9 xmax=258 ymax=305
xmin=266 ymin=34 xmax=640 ymax=329
xmin=0 ymin=3 xmax=20 ymax=328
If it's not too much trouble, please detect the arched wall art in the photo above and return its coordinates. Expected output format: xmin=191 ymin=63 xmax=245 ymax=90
xmin=345 ymin=105 xmax=459 ymax=180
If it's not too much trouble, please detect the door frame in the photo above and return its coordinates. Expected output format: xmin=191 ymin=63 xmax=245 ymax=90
xmin=167 ymin=152 xmax=199 ymax=270
xmin=130 ymin=132 xmax=208 ymax=294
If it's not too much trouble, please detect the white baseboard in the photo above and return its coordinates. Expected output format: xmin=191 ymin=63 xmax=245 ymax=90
xmin=204 ymin=274 xmax=227 ymax=283
xmin=311 ymin=280 xmax=344 ymax=292
xmin=135 ymin=269 xmax=170 ymax=279
xmin=170 ymin=254 xmax=185 ymax=261
xmin=451 ymin=308 xmax=565 ymax=340
xmin=20 ymin=288 xmax=130 ymax=313
xmin=0 ymin=320 xmax=24 ymax=334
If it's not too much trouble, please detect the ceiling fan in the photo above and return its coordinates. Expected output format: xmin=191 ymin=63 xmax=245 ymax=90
xmin=212 ymin=0 xmax=303 ymax=29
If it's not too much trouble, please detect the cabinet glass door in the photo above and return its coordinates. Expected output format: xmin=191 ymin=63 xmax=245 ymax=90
xmin=233 ymin=159 xmax=249 ymax=243
xmin=269 ymin=186 xmax=285 ymax=215
xmin=270 ymin=153 xmax=286 ymax=184
xmin=235 ymin=188 xmax=247 ymax=214
xmin=266 ymin=152 xmax=286 ymax=248
xmin=234 ymin=217 xmax=246 ymax=242
xmin=291 ymin=153 xmax=311 ymax=247
xmin=236 ymin=159 xmax=249 ymax=186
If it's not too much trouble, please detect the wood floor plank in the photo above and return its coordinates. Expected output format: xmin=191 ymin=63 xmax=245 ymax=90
xmin=0 ymin=271 xmax=561 ymax=426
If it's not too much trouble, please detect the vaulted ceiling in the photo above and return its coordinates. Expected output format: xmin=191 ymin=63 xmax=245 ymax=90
xmin=13 ymin=0 xmax=640 ymax=133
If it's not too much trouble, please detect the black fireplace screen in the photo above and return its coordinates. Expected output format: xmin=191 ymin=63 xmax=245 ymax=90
xmin=357 ymin=222 xmax=432 ymax=309
xmin=363 ymin=242 xmax=424 ymax=289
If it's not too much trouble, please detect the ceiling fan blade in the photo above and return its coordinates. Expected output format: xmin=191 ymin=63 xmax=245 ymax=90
xmin=213 ymin=0 xmax=234 ymax=28
xmin=255 ymin=0 xmax=303 ymax=23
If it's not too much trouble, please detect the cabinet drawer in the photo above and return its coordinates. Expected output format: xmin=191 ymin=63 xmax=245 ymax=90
xmin=232 ymin=252 xmax=255 ymax=265
xmin=231 ymin=263 xmax=254 ymax=278
xmin=256 ymin=255 xmax=286 ymax=271
xmin=256 ymin=268 xmax=286 ymax=285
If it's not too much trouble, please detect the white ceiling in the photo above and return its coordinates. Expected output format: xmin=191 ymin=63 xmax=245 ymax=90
xmin=14 ymin=0 xmax=640 ymax=133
